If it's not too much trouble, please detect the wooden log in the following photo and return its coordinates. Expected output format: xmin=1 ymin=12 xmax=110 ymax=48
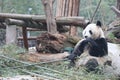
xmin=5 ymin=18 xmax=25 ymax=25
xmin=0 ymin=13 xmax=46 ymax=21
xmin=56 ymin=17 xmax=87 ymax=27
xmin=5 ymin=18 xmax=47 ymax=30
xmin=6 ymin=17 xmax=87 ymax=27
xmin=20 ymin=52 xmax=69 ymax=62
xmin=0 ymin=13 xmax=87 ymax=26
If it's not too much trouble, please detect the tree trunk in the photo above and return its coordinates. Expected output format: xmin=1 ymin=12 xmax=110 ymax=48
xmin=117 ymin=0 xmax=120 ymax=16
xmin=56 ymin=0 xmax=80 ymax=36
xmin=41 ymin=0 xmax=58 ymax=34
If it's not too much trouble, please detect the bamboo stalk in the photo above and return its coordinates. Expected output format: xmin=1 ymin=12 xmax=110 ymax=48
xmin=90 ymin=0 xmax=102 ymax=22
xmin=12 ymin=58 xmax=68 ymax=69
xmin=0 ymin=55 xmax=72 ymax=76
xmin=19 ymin=69 xmax=60 ymax=80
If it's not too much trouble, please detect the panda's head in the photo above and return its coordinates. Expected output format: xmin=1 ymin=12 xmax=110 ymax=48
xmin=82 ymin=21 xmax=105 ymax=40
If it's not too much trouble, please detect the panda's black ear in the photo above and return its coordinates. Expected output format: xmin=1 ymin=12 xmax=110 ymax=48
xmin=96 ymin=21 xmax=102 ymax=27
xmin=86 ymin=22 xmax=91 ymax=25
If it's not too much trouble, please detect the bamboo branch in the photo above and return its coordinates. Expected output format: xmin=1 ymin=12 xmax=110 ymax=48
xmin=90 ymin=0 xmax=102 ymax=22
xmin=19 ymin=69 xmax=59 ymax=80
xmin=0 ymin=55 xmax=72 ymax=76
xmin=12 ymin=58 xmax=68 ymax=69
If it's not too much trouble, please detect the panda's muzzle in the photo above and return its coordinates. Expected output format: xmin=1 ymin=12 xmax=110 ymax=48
xmin=85 ymin=36 xmax=88 ymax=38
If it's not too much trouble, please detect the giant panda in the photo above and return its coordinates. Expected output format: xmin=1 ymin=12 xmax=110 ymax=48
xmin=68 ymin=21 xmax=108 ymax=68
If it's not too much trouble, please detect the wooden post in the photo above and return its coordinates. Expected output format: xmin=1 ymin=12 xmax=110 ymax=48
xmin=41 ymin=0 xmax=58 ymax=34
xmin=70 ymin=0 xmax=80 ymax=36
xmin=56 ymin=0 xmax=80 ymax=36
xmin=22 ymin=27 xmax=28 ymax=50
xmin=6 ymin=25 xmax=17 ymax=44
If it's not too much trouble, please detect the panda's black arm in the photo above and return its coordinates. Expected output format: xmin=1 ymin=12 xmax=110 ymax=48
xmin=89 ymin=38 xmax=108 ymax=57
xmin=68 ymin=39 xmax=89 ymax=61
xmin=95 ymin=38 xmax=108 ymax=56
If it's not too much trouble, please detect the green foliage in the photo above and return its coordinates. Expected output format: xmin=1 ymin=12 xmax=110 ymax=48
xmin=80 ymin=0 xmax=116 ymax=25
xmin=0 ymin=44 xmax=26 ymax=57
xmin=1 ymin=0 xmax=44 ymax=14
xmin=108 ymin=32 xmax=116 ymax=39
xmin=0 ymin=44 xmax=27 ymax=76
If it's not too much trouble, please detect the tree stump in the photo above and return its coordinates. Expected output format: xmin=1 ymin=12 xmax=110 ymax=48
xmin=36 ymin=33 xmax=66 ymax=53
xmin=36 ymin=32 xmax=80 ymax=53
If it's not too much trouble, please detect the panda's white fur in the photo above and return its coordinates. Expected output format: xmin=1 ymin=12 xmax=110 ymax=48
xmin=75 ymin=22 xmax=105 ymax=51
xmin=68 ymin=21 xmax=108 ymax=67
xmin=82 ymin=23 xmax=105 ymax=39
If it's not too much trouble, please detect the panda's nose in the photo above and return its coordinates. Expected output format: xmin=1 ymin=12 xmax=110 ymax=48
xmin=85 ymin=36 xmax=88 ymax=38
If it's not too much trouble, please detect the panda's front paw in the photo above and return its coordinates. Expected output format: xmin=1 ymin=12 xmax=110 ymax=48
xmin=68 ymin=53 xmax=76 ymax=60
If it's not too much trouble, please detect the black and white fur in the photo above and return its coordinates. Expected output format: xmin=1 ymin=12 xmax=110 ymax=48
xmin=68 ymin=21 xmax=108 ymax=66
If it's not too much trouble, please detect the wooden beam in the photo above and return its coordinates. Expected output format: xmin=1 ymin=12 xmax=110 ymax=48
xmin=5 ymin=18 xmax=47 ymax=30
xmin=0 ymin=13 xmax=46 ymax=21
xmin=5 ymin=18 xmax=25 ymax=25
xmin=56 ymin=17 xmax=87 ymax=27
xmin=5 ymin=17 xmax=87 ymax=28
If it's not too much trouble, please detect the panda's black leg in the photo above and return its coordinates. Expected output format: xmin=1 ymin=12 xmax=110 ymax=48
xmin=68 ymin=60 xmax=76 ymax=68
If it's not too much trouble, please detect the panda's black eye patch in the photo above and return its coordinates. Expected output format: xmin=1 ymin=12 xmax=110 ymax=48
xmin=89 ymin=30 xmax=93 ymax=35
